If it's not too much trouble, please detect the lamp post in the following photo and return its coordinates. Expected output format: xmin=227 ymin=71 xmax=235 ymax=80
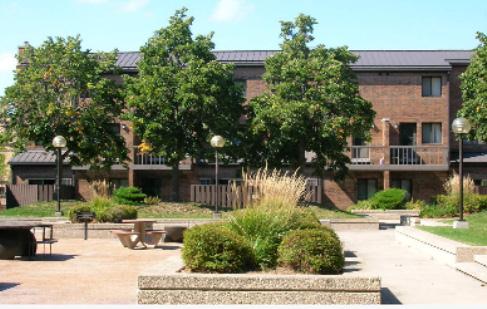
xmin=451 ymin=117 xmax=472 ymax=229
xmin=210 ymin=135 xmax=225 ymax=218
xmin=52 ymin=135 xmax=67 ymax=216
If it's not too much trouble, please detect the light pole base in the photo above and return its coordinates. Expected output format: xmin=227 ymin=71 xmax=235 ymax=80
xmin=453 ymin=220 xmax=469 ymax=229
xmin=212 ymin=212 xmax=222 ymax=219
xmin=54 ymin=211 xmax=63 ymax=217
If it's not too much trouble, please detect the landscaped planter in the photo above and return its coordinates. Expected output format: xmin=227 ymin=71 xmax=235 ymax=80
xmin=351 ymin=209 xmax=419 ymax=220
xmin=138 ymin=273 xmax=381 ymax=305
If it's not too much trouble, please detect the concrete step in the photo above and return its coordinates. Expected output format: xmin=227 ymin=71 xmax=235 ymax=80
xmin=474 ymin=255 xmax=487 ymax=268
xmin=456 ymin=262 xmax=487 ymax=284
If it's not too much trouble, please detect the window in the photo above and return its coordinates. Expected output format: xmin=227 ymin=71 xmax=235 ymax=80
xmin=352 ymin=137 xmax=370 ymax=160
xmin=110 ymin=178 xmax=128 ymax=189
xmin=422 ymin=123 xmax=442 ymax=144
xmin=392 ymin=179 xmax=412 ymax=199
xmin=306 ymin=178 xmax=319 ymax=187
xmin=234 ymin=80 xmax=247 ymax=99
xmin=357 ymin=179 xmax=377 ymax=201
xmin=422 ymin=77 xmax=442 ymax=97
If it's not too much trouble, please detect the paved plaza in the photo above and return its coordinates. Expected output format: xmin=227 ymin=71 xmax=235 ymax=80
xmin=0 ymin=229 xmax=486 ymax=304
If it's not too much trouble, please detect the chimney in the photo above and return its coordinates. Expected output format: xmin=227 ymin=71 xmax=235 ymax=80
xmin=17 ymin=41 xmax=30 ymax=66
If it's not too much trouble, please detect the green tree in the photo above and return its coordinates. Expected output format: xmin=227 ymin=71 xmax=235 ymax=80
xmin=247 ymin=14 xmax=375 ymax=177
xmin=459 ymin=32 xmax=487 ymax=142
xmin=0 ymin=36 xmax=127 ymax=168
xmin=125 ymin=8 xmax=244 ymax=201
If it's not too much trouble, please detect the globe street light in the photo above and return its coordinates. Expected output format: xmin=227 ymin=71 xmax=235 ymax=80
xmin=210 ymin=135 xmax=225 ymax=217
xmin=451 ymin=117 xmax=472 ymax=229
xmin=52 ymin=135 xmax=67 ymax=216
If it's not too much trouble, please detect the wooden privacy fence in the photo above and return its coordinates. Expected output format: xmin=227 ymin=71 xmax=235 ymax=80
xmin=6 ymin=184 xmax=75 ymax=208
xmin=190 ymin=182 xmax=323 ymax=209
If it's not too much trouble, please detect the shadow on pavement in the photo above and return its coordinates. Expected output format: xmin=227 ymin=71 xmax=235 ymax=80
xmin=0 ymin=282 xmax=20 ymax=291
xmin=22 ymin=254 xmax=78 ymax=262
xmin=344 ymin=250 xmax=357 ymax=257
xmin=155 ymin=245 xmax=180 ymax=250
xmin=381 ymin=287 xmax=402 ymax=304
xmin=379 ymin=223 xmax=400 ymax=230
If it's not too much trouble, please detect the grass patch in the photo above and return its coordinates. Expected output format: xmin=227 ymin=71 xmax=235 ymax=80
xmin=0 ymin=201 xmax=80 ymax=217
xmin=306 ymin=205 xmax=362 ymax=219
xmin=418 ymin=211 xmax=487 ymax=246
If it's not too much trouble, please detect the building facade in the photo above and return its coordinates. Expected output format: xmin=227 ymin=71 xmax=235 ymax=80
xmin=9 ymin=50 xmax=487 ymax=209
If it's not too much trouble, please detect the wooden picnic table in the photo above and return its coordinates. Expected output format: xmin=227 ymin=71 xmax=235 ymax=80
xmin=0 ymin=221 xmax=54 ymax=259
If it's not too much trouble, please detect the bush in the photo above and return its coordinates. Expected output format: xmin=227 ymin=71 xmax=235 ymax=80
xmin=68 ymin=204 xmax=93 ymax=223
xmin=226 ymin=207 xmax=320 ymax=269
xmin=96 ymin=205 xmax=137 ymax=223
xmin=419 ymin=203 xmax=457 ymax=218
xmin=182 ymin=223 xmax=255 ymax=273
xmin=278 ymin=227 xmax=344 ymax=274
xmin=350 ymin=200 xmax=374 ymax=210
xmin=113 ymin=186 xmax=147 ymax=205
xmin=405 ymin=199 xmax=427 ymax=210
xmin=369 ymin=188 xmax=408 ymax=210
xmin=89 ymin=197 xmax=115 ymax=214
xmin=144 ymin=196 xmax=161 ymax=205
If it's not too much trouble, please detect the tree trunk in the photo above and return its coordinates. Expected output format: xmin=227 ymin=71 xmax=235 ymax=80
xmin=171 ymin=162 xmax=180 ymax=202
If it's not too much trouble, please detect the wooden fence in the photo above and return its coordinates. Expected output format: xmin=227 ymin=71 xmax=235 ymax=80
xmin=190 ymin=182 xmax=323 ymax=209
xmin=6 ymin=184 xmax=75 ymax=208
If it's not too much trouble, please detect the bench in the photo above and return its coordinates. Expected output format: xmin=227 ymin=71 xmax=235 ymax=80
xmin=144 ymin=230 xmax=166 ymax=246
xmin=111 ymin=230 xmax=141 ymax=249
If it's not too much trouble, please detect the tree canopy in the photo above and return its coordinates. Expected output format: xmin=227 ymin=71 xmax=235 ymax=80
xmin=460 ymin=32 xmax=487 ymax=142
xmin=125 ymin=8 xmax=244 ymax=200
xmin=246 ymin=14 xmax=375 ymax=177
xmin=0 ymin=36 xmax=127 ymax=168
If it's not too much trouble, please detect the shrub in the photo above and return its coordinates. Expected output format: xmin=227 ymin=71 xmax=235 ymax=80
xmin=350 ymin=200 xmax=374 ymax=210
xmin=278 ymin=227 xmax=344 ymax=274
xmin=405 ymin=199 xmax=427 ymax=210
xmin=113 ymin=186 xmax=146 ymax=205
xmin=90 ymin=179 xmax=112 ymax=198
xmin=444 ymin=173 xmax=476 ymax=196
xmin=97 ymin=205 xmax=137 ymax=223
xmin=144 ymin=196 xmax=161 ymax=205
xmin=369 ymin=188 xmax=408 ymax=210
xmin=68 ymin=204 xmax=93 ymax=223
xmin=182 ymin=223 xmax=255 ymax=273
xmin=226 ymin=207 xmax=320 ymax=269
xmin=88 ymin=196 xmax=115 ymax=214
xmin=419 ymin=195 xmax=457 ymax=218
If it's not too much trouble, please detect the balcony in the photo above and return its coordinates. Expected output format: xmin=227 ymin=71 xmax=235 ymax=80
xmin=131 ymin=147 xmax=191 ymax=170
xmin=349 ymin=145 xmax=449 ymax=171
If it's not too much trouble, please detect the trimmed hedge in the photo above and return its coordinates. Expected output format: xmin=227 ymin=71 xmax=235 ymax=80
xmin=226 ymin=207 xmax=321 ymax=269
xmin=182 ymin=224 xmax=255 ymax=273
xmin=369 ymin=188 xmax=408 ymax=210
xmin=97 ymin=205 xmax=137 ymax=223
xmin=278 ymin=227 xmax=344 ymax=274
xmin=113 ymin=186 xmax=146 ymax=205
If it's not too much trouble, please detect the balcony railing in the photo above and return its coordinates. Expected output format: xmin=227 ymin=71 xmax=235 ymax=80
xmin=133 ymin=147 xmax=167 ymax=165
xmin=350 ymin=145 xmax=448 ymax=168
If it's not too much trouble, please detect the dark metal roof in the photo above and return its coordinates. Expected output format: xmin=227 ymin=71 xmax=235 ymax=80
xmin=116 ymin=50 xmax=473 ymax=71
xmin=9 ymin=149 xmax=69 ymax=165
xmin=451 ymin=152 xmax=487 ymax=164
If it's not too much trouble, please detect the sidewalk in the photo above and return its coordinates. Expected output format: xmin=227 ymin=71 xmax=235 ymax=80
xmin=339 ymin=228 xmax=487 ymax=304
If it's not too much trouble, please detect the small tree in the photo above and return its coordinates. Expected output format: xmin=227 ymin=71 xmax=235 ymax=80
xmin=459 ymin=32 xmax=487 ymax=142
xmin=247 ymin=14 xmax=375 ymax=177
xmin=125 ymin=8 xmax=244 ymax=201
xmin=0 ymin=36 xmax=127 ymax=168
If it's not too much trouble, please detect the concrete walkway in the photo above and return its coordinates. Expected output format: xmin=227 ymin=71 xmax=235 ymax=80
xmin=338 ymin=228 xmax=487 ymax=304
xmin=0 ymin=239 xmax=180 ymax=304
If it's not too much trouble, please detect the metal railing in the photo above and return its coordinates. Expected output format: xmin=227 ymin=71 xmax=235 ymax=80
xmin=350 ymin=145 xmax=448 ymax=166
xmin=133 ymin=147 xmax=167 ymax=165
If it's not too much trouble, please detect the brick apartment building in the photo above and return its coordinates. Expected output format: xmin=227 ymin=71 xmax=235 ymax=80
xmin=9 ymin=49 xmax=487 ymax=209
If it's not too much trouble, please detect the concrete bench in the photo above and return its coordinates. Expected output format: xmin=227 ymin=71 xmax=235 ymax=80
xmin=111 ymin=230 xmax=140 ymax=249
xmin=144 ymin=230 xmax=166 ymax=246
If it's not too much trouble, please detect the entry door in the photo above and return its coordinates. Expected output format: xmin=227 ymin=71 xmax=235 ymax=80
xmin=140 ymin=177 xmax=161 ymax=197
xmin=399 ymin=123 xmax=417 ymax=145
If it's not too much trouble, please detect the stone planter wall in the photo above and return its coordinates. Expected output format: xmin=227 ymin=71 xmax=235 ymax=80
xmin=351 ymin=210 xmax=419 ymax=220
xmin=138 ymin=273 xmax=381 ymax=305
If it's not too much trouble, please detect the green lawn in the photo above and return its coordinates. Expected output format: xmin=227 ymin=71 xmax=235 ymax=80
xmin=418 ymin=211 xmax=487 ymax=246
xmin=0 ymin=200 xmax=360 ymax=220
xmin=0 ymin=201 xmax=80 ymax=217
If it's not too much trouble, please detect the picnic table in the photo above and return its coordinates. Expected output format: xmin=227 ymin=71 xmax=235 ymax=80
xmin=0 ymin=221 xmax=54 ymax=259
xmin=112 ymin=219 xmax=165 ymax=249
